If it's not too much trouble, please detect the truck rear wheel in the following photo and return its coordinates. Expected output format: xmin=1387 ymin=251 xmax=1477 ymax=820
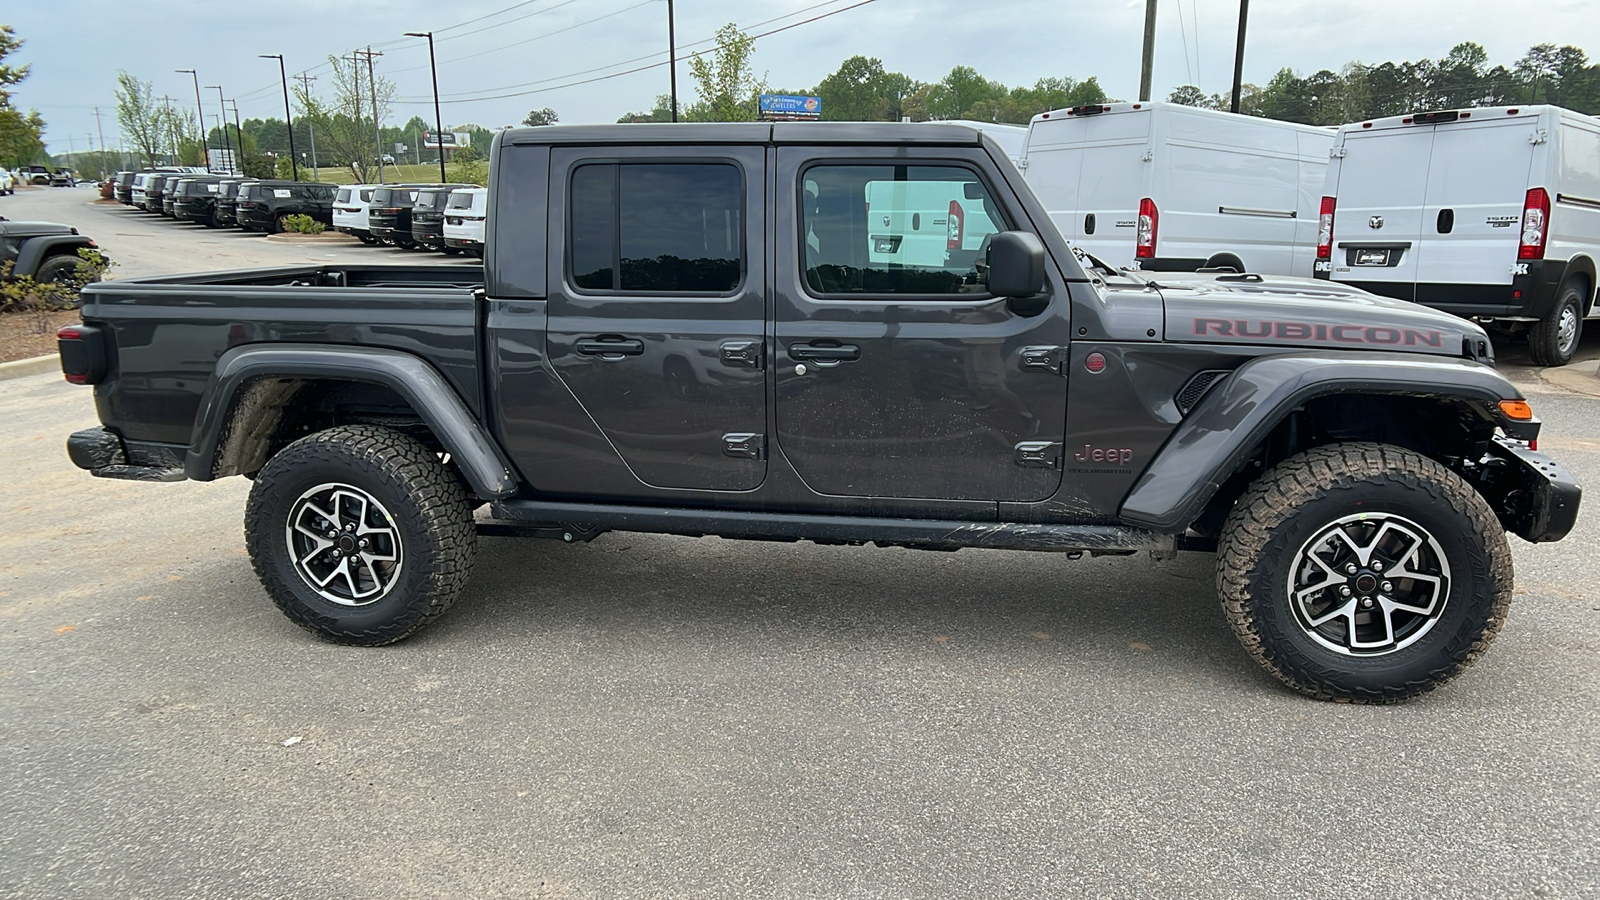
xmin=1528 ymin=281 xmax=1586 ymax=367
xmin=1216 ymin=442 xmax=1512 ymax=702
xmin=244 ymin=425 xmax=476 ymax=645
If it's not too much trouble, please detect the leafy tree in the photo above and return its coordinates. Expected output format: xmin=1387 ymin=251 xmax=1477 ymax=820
xmin=685 ymin=24 xmax=767 ymax=122
xmin=1167 ymin=85 xmax=1213 ymax=107
xmin=0 ymin=24 xmax=29 ymax=107
xmin=294 ymin=55 xmax=395 ymax=183
xmin=618 ymin=95 xmax=676 ymax=123
xmin=522 ymin=107 xmax=559 ymax=127
xmin=113 ymin=71 xmax=167 ymax=168
xmin=0 ymin=27 xmax=42 ymax=168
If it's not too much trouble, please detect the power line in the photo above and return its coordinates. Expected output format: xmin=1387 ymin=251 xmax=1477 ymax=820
xmin=386 ymin=0 xmax=644 ymax=78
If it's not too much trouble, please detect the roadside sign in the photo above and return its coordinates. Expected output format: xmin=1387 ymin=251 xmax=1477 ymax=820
xmin=759 ymin=94 xmax=821 ymax=121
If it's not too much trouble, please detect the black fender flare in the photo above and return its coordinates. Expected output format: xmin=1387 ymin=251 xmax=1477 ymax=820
xmin=1558 ymin=255 xmax=1597 ymax=314
xmin=15 ymin=235 xmax=93 ymax=278
xmin=184 ymin=343 xmax=518 ymax=500
xmin=1117 ymin=351 xmax=1529 ymax=532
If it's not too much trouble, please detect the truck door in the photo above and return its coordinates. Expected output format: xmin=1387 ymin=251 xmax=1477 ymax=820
xmin=774 ymin=147 xmax=1072 ymax=502
xmin=1414 ymin=116 xmax=1535 ymax=312
xmin=542 ymin=146 xmax=767 ymax=492
xmin=1328 ymin=125 xmax=1434 ymax=301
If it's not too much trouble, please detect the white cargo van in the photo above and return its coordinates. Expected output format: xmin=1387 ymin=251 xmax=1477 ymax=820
xmin=1316 ymin=105 xmax=1600 ymax=365
xmin=1019 ymin=101 xmax=1333 ymax=276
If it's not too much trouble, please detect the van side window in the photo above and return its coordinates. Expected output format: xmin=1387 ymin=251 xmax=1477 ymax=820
xmin=802 ymin=164 xmax=1007 ymax=296
xmin=568 ymin=162 xmax=743 ymax=294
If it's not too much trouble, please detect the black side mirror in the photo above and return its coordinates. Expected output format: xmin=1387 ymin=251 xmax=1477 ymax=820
xmin=986 ymin=231 xmax=1046 ymax=297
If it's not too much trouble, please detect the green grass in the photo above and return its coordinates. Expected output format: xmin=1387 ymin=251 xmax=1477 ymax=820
xmin=305 ymin=163 xmax=451 ymax=185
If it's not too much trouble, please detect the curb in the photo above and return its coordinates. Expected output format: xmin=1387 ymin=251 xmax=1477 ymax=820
xmin=1537 ymin=359 xmax=1600 ymax=398
xmin=265 ymin=231 xmax=360 ymax=244
xmin=0 ymin=354 xmax=59 ymax=381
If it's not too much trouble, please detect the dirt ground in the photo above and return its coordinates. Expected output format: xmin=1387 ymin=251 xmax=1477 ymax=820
xmin=0 ymin=308 xmax=79 ymax=364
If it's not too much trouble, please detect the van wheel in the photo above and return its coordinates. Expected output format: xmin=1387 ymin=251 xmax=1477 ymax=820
xmin=244 ymin=425 xmax=477 ymax=645
xmin=1203 ymin=253 xmax=1245 ymax=273
xmin=1529 ymin=281 xmax=1586 ymax=367
xmin=1217 ymin=442 xmax=1512 ymax=703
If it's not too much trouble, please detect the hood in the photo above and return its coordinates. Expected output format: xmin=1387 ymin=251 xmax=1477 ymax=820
xmin=1152 ymin=272 xmax=1488 ymax=360
xmin=0 ymin=220 xmax=78 ymax=237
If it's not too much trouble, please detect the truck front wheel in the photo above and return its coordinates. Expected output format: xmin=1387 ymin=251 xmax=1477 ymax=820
xmin=1216 ymin=442 xmax=1512 ymax=702
xmin=244 ymin=425 xmax=476 ymax=645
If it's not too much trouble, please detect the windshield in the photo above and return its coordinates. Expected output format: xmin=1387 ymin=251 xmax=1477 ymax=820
xmin=415 ymin=191 xmax=439 ymax=208
xmin=371 ymin=188 xmax=395 ymax=205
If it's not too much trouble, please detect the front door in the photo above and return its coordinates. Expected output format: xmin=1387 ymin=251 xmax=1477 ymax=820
xmin=773 ymin=147 xmax=1073 ymax=502
xmin=544 ymin=146 xmax=767 ymax=492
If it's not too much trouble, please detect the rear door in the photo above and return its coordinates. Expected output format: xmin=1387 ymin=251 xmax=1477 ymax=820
xmin=1072 ymin=112 xmax=1151 ymax=266
xmin=1328 ymin=125 xmax=1434 ymax=301
xmin=1415 ymin=116 xmax=1535 ymax=310
xmin=542 ymin=145 xmax=767 ymax=492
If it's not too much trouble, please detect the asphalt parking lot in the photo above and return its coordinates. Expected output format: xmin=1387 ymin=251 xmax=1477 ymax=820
xmin=2 ymin=187 xmax=1598 ymax=898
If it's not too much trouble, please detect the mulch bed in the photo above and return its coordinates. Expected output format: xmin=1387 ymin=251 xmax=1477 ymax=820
xmin=0 ymin=309 xmax=80 ymax=364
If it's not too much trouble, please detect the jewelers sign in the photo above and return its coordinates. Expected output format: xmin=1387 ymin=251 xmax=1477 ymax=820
xmin=759 ymin=94 xmax=821 ymax=121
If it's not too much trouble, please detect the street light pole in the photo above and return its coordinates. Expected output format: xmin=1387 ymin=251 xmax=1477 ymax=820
xmin=405 ymin=31 xmax=448 ymax=183
xmin=175 ymin=69 xmax=207 ymax=168
xmin=667 ymin=0 xmax=679 ymax=122
xmin=260 ymin=54 xmax=299 ymax=180
xmin=1230 ymin=0 xmax=1250 ymax=114
xmin=206 ymin=85 xmax=233 ymax=174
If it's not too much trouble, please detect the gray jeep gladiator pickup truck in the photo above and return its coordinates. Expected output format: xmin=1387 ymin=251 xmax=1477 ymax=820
xmin=59 ymin=123 xmax=1581 ymax=702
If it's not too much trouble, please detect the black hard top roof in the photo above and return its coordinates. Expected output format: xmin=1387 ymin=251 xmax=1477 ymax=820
xmin=500 ymin=122 xmax=990 ymax=147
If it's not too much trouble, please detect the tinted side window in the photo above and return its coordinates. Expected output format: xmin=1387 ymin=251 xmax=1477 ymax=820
xmin=801 ymin=164 xmax=1007 ymax=296
xmin=568 ymin=162 xmax=742 ymax=294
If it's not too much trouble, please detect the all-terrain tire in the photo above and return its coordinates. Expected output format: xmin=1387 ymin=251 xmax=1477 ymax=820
xmin=33 ymin=254 xmax=79 ymax=287
xmin=1528 ymin=280 xmax=1586 ymax=367
xmin=1216 ymin=442 xmax=1513 ymax=703
xmin=244 ymin=425 xmax=476 ymax=645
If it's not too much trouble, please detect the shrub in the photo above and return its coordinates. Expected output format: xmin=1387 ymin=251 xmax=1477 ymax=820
xmin=280 ymin=214 xmax=325 ymax=234
xmin=0 ymin=249 xmax=116 ymax=313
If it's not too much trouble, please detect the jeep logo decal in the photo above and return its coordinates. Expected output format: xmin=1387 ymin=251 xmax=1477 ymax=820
xmin=1074 ymin=444 xmax=1133 ymax=465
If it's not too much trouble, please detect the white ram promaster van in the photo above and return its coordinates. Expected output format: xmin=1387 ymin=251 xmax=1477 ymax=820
xmin=1019 ymin=101 xmax=1333 ymax=275
xmin=1316 ymin=105 xmax=1600 ymax=366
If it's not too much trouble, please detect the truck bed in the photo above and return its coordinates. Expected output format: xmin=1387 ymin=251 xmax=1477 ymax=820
xmin=79 ymin=265 xmax=484 ymax=450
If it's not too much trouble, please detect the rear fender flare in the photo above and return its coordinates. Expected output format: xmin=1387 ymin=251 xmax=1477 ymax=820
xmin=184 ymin=343 xmax=518 ymax=499
xmin=1558 ymin=256 xmax=1597 ymax=314
xmin=1117 ymin=351 xmax=1528 ymax=532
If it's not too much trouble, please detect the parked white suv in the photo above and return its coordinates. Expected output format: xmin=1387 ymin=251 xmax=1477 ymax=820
xmin=442 ymin=187 xmax=486 ymax=258
xmin=332 ymin=184 xmax=381 ymax=244
xmin=0 ymin=169 xmax=13 ymax=195
xmin=1317 ymin=104 xmax=1600 ymax=366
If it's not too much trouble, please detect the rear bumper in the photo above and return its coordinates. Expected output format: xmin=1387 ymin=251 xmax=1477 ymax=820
xmin=67 ymin=427 xmax=185 ymax=483
xmin=413 ymin=223 xmax=445 ymax=247
xmin=1331 ymin=259 xmax=1566 ymax=321
xmin=1482 ymin=436 xmax=1582 ymax=543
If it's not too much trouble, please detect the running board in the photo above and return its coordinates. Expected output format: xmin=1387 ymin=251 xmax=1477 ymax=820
xmin=483 ymin=499 xmax=1182 ymax=555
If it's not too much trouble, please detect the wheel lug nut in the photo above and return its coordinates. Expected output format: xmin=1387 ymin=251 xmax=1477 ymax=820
xmin=327 ymin=530 xmax=337 ymax=539
xmin=1360 ymin=597 xmax=1374 ymax=608
xmin=1372 ymin=561 xmax=1385 ymax=572
xmin=1345 ymin=564 xmax=1358 ymax=575
xmin=332 ymin=550 xmax=341 ymax=558
xmin=1339 ymin=585 xmax=1352 ymax=597
xmin=1381 ymin=580 xmax=1393 ymax=593
xmin=359 ymin=539 xmax=368 ymax=549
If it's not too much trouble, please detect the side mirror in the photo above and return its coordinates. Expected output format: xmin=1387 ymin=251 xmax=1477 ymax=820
xmin=986 ymin=231 xmax=1046 ymax=297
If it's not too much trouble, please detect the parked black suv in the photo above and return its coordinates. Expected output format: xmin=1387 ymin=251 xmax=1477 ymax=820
xmin=214 ymin=179 xmax=252 ymax=227
xmin=141 ymin=174 xmax=172 ymax=213
xmin=367 ymin=184 xmax=430 ymax=248
xmin=159 ymin=175 xmax=187 ymax=217
xmin=113 ymin=172 xmax=138 ymax=205
xmin=172 ymin=177 xmax=224 ymax=226
xmin=234 ymin=181 xmax=336 ymax=232
xmin=409 ymin=183 xmax=476 ymax=253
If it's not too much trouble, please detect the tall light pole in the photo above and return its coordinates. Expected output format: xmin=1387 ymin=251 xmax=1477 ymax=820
xmin=1230 ymin=0 xmax=1250 ymax=114
xmin=175 ymin=69 xmax=207 ymax=168
xmin=405 ymin=32 xmax=448 ymax=183
xmin=260 ymin=54 xmax=299 ymax=180
xmin=667 ymin=0 xmax=679 ymax=122
xmin=205 ymin=85 xmax=233 ymax=173
xmin=295 ymin=72 xmax=319 ymax=178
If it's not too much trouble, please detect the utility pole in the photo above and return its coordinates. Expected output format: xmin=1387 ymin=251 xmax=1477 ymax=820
xmin=206 ymin=85 xmax=233 ymax=173
xmin=160 ymin=96 xmax=176 ymax=164
xmin=295 ymin=72 xmax=319 ymax=177
xmin=1139 ymin=0 xmax=1157 ymax=102
xmin=1230 ymin=0 xmax=1249 ymax=114
xmin=92 ymin=107 xmax=109 ymax=177
xmin=353 ymin=47 xmax=385 ymax=182
xmin=667 ymin=0 xmax=679 ymax=122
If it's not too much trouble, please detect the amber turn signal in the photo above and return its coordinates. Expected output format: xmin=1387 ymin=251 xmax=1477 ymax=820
xmin=1498 ymin=399 xmax=1534 ymax=420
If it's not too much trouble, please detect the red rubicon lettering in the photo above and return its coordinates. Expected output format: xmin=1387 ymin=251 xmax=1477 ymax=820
xmin=1194 ymin=318 xmax=1233 ymax=336
xmin=1331 ymin=325 xmax=1365 ymax=342
xmin=1366 ymin=327 xmax=1401 ymax=344
xmin=1404 ymin=329 xmax=1442 ymax=347
xmin=1275 ymin=322 xmax=1312 ymax=340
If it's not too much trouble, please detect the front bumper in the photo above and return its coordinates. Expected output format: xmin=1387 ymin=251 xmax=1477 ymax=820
xmin=1481 ymin=436 xmax=1582 ymax=542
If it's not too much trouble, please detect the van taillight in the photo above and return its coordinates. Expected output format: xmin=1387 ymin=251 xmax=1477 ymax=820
xmin=1519 ymin=187 xmax=1550 ymax=260
xmin=946 ymin=200 xmax=963 ymax=251
xmin=1136 ymin=198 xmax=1158 ymax=259
xmin=58 ymin=323 xmax=108 ymax=385
xmin=1316 ymin=196 xmax=1336 ymax=259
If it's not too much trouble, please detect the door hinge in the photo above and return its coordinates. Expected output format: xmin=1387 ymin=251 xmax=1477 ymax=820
xmin=1141 ymin=149 xmax=1154 ymax=162
xmin=1019 ymin=345 xmax=1066 ymax=375
xmin=1014 ymin=441 xmax=1062 ymax=469
xmin=723 ymin=432 xmax=766 ymax=460
xmin=1014 ymin=157 xmax=1029 ymax=169
xmin=1530 ymin=129 xmax=1549 ymax=145
xmin=720 ymin=340 xmax=763 ymax=369
xmin=1329 ymin=146 xmax=1347 ymax=158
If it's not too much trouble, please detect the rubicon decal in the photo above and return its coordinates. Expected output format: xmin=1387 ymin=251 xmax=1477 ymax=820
xmin=1193 ymin=319 xmax=1443 ymax=347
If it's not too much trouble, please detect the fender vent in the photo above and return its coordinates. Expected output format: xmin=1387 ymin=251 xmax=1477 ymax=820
xmin=1176 ymin=370 xmax=1230 ymax=415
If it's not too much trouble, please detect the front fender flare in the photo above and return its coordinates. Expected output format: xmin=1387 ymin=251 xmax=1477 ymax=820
xmin=184 ymin=343 xmax=518 ymax=499
xmin=15 ymin=235 xmax=92 ymax=277
xmin=1117 ymin=351 xmax=1526 ymax=532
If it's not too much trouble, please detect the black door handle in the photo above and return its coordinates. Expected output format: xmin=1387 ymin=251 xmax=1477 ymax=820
xmin=576 ymin=337 xmax=645 ymax=356
xmin=788 ymin=342 xmax=860 ymax=362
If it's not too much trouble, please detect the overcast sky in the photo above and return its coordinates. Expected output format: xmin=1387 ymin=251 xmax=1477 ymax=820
xmin=6 ymin=0 xmax=1596 ymax=155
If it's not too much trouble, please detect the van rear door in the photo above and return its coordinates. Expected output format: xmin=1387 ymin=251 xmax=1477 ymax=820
xmin=1021 ymin=110 xmax=1149 ymax=265
xmin=1328 ymin=125 xmax=1434 ymax=301
xmin=1414 ymin=115 xmax=1536 ymax=314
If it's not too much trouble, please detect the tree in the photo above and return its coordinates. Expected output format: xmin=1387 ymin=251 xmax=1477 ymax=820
xmin=0 ymin=24 xmax=28 ymax=107
xmin=685 ymin=24 xmax=767 ymax=122
xmin=522 ymin=107 xmax=559 ymax=127
xmin=1167 ymin=85 xmax=1213 ymax=108
xmin=295 ymin=54 xmax=395 ymax=183
xmin=618 ymin=95 xmax=676 ymax=123
xmin=0 ymin=26 xmax=43 ymax=167
xmin=114 ymin=71 xmax=167 ymax=168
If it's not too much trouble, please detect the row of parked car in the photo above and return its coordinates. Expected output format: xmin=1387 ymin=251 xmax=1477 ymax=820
xmin=108 ymin=169 xmax=487 ymax=258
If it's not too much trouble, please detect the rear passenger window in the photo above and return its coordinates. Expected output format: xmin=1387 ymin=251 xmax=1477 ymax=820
xmin=801 ymin=164 xmax=1007 ymax=296
xmin=568 ymin=162 xmax=743 ymax=294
